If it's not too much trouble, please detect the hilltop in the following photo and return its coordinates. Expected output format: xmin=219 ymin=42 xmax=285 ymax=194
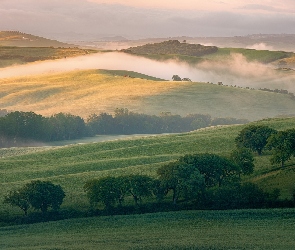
xmin=0 ymin=31 xmax=74 ymax=47
xmin=122 ymin=40 xmax=218 ymax=57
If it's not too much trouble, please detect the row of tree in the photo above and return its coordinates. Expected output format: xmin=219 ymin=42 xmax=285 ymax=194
xmin=0 ymin=112 xmax=87 ymax=147
xmin=3 ymin=150 xmax=259 ymax=217
xmin=0 ymin=109 xmax=248 ymax=147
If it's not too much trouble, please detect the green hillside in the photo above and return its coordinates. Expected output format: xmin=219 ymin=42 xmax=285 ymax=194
xmin=1 ymin=209 xmax=294 ymax=249
xmin=1 ymin=117 xmax=295 ymax=218
xmin=1 ymin=70 xmax=295 ymax=121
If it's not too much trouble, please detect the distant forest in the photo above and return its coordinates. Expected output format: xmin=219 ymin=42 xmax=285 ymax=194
xmin=122 ymin=40 xmax=218 ymax=57
xmin=0 ymin=108 xmax=248 ymax=147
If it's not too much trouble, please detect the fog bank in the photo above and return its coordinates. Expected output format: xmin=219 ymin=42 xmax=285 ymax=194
xmin=1 ymin=51 xmax=294 ymax=91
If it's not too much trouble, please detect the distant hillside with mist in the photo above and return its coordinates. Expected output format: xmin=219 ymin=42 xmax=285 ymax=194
xmin=0 ymin=31 xmax=75 ymax=47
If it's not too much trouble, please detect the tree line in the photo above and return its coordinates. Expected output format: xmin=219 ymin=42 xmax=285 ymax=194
xmin=0 ymin=109 xmax=248 ymax=147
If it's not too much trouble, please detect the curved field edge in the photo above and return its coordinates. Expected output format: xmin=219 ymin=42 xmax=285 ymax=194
xmin=1 ymin=209 xmax=295 ymax=250
xmin=1 ymin=117 xmax=295 ymax=213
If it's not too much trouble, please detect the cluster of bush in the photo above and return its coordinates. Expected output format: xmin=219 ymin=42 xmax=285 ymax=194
xmin=0 ymin=109 xmax=248 ymax=147
xmin=122 ymin=40 xmax=218 ymax=57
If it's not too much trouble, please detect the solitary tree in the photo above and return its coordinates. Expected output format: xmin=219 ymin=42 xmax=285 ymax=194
xmin=235 ymin=125 xmax=277 ymax=155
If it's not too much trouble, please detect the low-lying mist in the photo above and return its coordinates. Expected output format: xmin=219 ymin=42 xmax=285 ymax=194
xmin=1 ymin=51 xmax=294 ymax=91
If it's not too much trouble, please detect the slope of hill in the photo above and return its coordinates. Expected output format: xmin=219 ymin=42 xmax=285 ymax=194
xmin=1 ymin=70 xmax=295 ymax=120
xmin=0 ymin=31 xmax=74 ymax=47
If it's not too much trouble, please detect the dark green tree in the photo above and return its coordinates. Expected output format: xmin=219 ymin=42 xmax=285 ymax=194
xmin=125 ymin=175 xmax=154 ymax=206
xmin=235 ymin=125 xmax=277 ymax=155
xmin=157 ymin=161 xmax=204 ymax=204
xmin=84 ymin=177 xmax=121 ymax=210
xmin=172 ymin=75 xmax=182 ymax=81
xmin=24 ymin=180 xmax=65 ymax=214
xmin=267 ymin=129 xmax=295 ymax=168
xmin=230 ymin=147 xmax=255 ymax=176
xmin=4 ymin=181 xmax=65 ymax=215
xmin=180 ymin=153 xmax=239 ymax=188
xmin=3 ymin=189 xmax=30 ymax=216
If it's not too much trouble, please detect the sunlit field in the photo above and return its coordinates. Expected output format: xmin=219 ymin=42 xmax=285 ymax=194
xmin=1 ymin=69 xmax=295 ymax=120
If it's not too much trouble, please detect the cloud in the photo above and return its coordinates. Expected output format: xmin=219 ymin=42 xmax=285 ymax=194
xmin=1 ymin=0 xmax=295 ymax=40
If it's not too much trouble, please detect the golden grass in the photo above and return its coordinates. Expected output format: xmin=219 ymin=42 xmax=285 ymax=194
xmin=0 ymin=70 xmax=192 ymax=118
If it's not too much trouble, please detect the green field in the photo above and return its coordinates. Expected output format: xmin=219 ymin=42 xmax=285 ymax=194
xmin=1 ymin=117 xmax=295 ymax=217
xmin=1 ymin=209 xmax=294 ymax=249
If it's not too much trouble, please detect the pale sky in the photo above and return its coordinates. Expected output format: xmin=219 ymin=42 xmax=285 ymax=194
xmin=0 ymin=0 xmax=295 ymax=40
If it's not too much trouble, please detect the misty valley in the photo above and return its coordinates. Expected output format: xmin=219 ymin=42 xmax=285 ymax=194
xmin=1 ymin=32 xmax=295 ymax=250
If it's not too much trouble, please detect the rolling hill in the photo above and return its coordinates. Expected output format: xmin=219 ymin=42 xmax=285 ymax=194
xmin=0 ymin=117 xmax=295 ymax=216
xmin=0 ymin=31 xmax=74 ymax=47
xmin=121 ymin=40 xmax=295 ymax=67
xmin=0 ymin=46 xmax=98 ymax=68
xmin=1 ymin=69 xmax=295 ymax=121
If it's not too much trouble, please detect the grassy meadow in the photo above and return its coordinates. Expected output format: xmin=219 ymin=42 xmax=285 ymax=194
xmin=1 ymin=69 xmax=295 ymax=120
xmin=1 ymin=117 xmax=295 ymax=216
xmin=1 ymin=208 xmax=295 ymax=250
